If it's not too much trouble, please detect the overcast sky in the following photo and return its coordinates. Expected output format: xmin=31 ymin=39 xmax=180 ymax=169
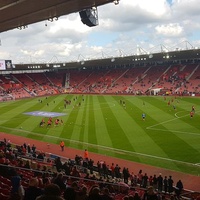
xmin=1 ymin=0 xmax=200 ymax=64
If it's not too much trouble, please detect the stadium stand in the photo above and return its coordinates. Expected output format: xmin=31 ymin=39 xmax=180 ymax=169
xmin=1 ymin=62 xmax=200 ymax=100
xmin=0 ymin=139 xmax=199 ymax=200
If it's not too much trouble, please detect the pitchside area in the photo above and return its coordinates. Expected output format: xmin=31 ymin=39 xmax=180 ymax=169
xmin=0 ymin=94 xmax=199 ymax=175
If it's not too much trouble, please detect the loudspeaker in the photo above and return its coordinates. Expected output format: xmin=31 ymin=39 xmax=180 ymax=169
xmin=79 ymin=8 xmax=98 ymax=27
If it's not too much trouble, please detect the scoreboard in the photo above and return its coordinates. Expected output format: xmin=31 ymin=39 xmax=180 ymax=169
xmin=0 ymin=60 xmax=12 ymax=70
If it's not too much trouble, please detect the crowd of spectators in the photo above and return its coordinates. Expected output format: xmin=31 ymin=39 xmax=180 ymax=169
xmin=0 ymin=139 xmax=199 ymax=200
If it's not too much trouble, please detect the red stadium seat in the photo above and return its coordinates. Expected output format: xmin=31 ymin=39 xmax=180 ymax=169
xmin=0 ymin=188 xmax=10 ymax=196
xmin=0 ymin=192 xmax=10 ymax=200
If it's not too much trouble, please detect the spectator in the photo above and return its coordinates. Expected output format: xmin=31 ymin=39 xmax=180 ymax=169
xmin=143 ymin=186 xmax=158 ymax=200
xmin=175 ymin=180 xmax=183 ymax=198
xmin=36 ymin=183 xmax=64 ymax=200
xmin=88 ymin=186 xmax=102 ymax=200
xmin=101 ymin=187 xmax=114 ymax=200
xmin=55 ymin=157 xmax=63 ymax=172
xmin=53 ymin=173 xmax=66 ymax=191
xmin=142 ymin=173 xmax=148 ymax=188
xmin=168 ymin=176 xmax=174 ymax=194
xmin=133 ymin=192 xmax=141 ymax=200
xmin=63 ymin=186 xmax=76 ymax=200
xmin=63 ymin=182 xmax=79 ymax=200
xmin=10 ymin=170 xmax=25 ymax=200
xmin=157 ymin=173 xmax=163 ymax=192
xmin=76 ymin=184 xmax=88 ymax=200
xmin=24 ymin=160 xmax=31 ymax=169
xmin=32 ymin=144 xmax=36 ymax=153
xmin=152 ymin=175 xmax=157 ymax=190
xmin=24 ymin=178 xmax=43 ymax=200
xmin=163 ymin=176 xmax=168 ymax=194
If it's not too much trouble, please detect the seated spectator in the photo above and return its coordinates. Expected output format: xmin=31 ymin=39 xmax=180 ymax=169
xmin=24 ymin=160 xmax=31 ymax=169
xmin=133 ymin=192 xmax=141 ymax=200
xmin=143 ymin=186 xmax=158 ymax=200
xmin=53 ymin=173 xmax=66 ymax=191
xmin=88 ymin=186 xmax=102 ymax=200
xmin=36 ymin=183 xmax=64 ymax=200
xmin=63 ymin=186 xmax=77 ymax=200
xmin=76 ymin=184 xmax=88 ymax=200
xmin=24 ymin=178 xmax=43 ymax=200
xmin=101 ymin=187 xmax=114 ymax=200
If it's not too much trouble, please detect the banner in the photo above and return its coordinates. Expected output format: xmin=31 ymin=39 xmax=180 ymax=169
xmin=0 ymin=60 xmax=6 ymax=70
xmin=0 ymin=60 xmax=13 ymax=70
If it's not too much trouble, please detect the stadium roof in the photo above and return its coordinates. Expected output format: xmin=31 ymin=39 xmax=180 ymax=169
xmin=0 ymin=0 xmax=114 ymax=33
xmin=11 ymin=48 xmax=200 ymax=71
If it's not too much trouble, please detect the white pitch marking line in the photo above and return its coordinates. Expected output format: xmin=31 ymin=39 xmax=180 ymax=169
xmin=0 ymin=125 xmax=199 ymax=168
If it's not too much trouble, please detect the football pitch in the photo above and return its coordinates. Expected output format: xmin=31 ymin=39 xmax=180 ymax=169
xmin=0 ymin=94 xmax=200 ymax=175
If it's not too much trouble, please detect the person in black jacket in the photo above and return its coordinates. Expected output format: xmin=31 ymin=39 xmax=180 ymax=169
xmin=24 ymin=178 xmax=43 ymax=200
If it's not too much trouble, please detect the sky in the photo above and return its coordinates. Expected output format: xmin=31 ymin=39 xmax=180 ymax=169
xmin=1 ymin=0 xmax=200 ymax=64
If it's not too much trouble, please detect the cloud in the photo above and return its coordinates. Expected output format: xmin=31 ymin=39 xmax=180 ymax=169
xmin=172 ymin=0 xmax=200 ymax=17
xmin=155 ymin=23 xmax=184 ymax=37
xmin=1 ymin=0 xmax=200 ymax=63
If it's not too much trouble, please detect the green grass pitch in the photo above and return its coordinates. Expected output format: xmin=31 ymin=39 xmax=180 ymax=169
xmin=0 ymin=94 xmax=200 ymax=175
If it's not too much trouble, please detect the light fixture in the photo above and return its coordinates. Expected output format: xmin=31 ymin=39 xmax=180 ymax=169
xmin=111 ymin=58 xmax=115 ymax=62
xmin=48 ymin=18 xmax=53 ymax=22
xmin=48 ymin=17 xmax=58 ymax=22
xmin=17 ymin=25 xmax=28 ymax=30
xmin=113 ymin=0 xmax=119 ymax=5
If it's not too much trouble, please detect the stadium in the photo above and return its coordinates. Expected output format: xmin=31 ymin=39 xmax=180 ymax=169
xmin=0 ymin=1 xmax=200 ymax=200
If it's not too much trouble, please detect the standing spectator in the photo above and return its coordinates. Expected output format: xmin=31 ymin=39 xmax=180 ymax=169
xmin=10 ymin=170 xmax=25 ymax=200
xmin=168 ymin=176 xmax=174 ymax=194
xmin=152 ymin=175 xmax=157 ymax=190
xmin=175 ymin=180 xmax=183 ymax=198
xmin=110 ymin=163 xmax=115 ymax=179
xmin=163 ymin=176 xmax=168 ymax=194
xmin=114 ymin=164 xmax=121 ymax=179
xmin=97 ymin=161 xmax=102 ymax=176
xmin=62 ymin=161 xmax=71 ymax=175
xmin=123 ymin=167 xmax=130 ymax=184
xmin=88 ymin=158 xmax=94 ymax=174
xmin=142 ymin=173 xmax=148 ymax=188
xmin=149 ymin=175 xmax=153 ymax=186
xmin=137 ymin=169 xmax=143 ymax=187
xmin=32 ymin=144 xmax=36 ymax=153
xmin=27 ymin=144 xmax=31 ymax=153
xmin=55 ymin=157 xmax=63 ymax=172
xmin=102 ymin=161 xmax=108 ymax=178
xmin=157 ymin=173 xmax=163 ymax=192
